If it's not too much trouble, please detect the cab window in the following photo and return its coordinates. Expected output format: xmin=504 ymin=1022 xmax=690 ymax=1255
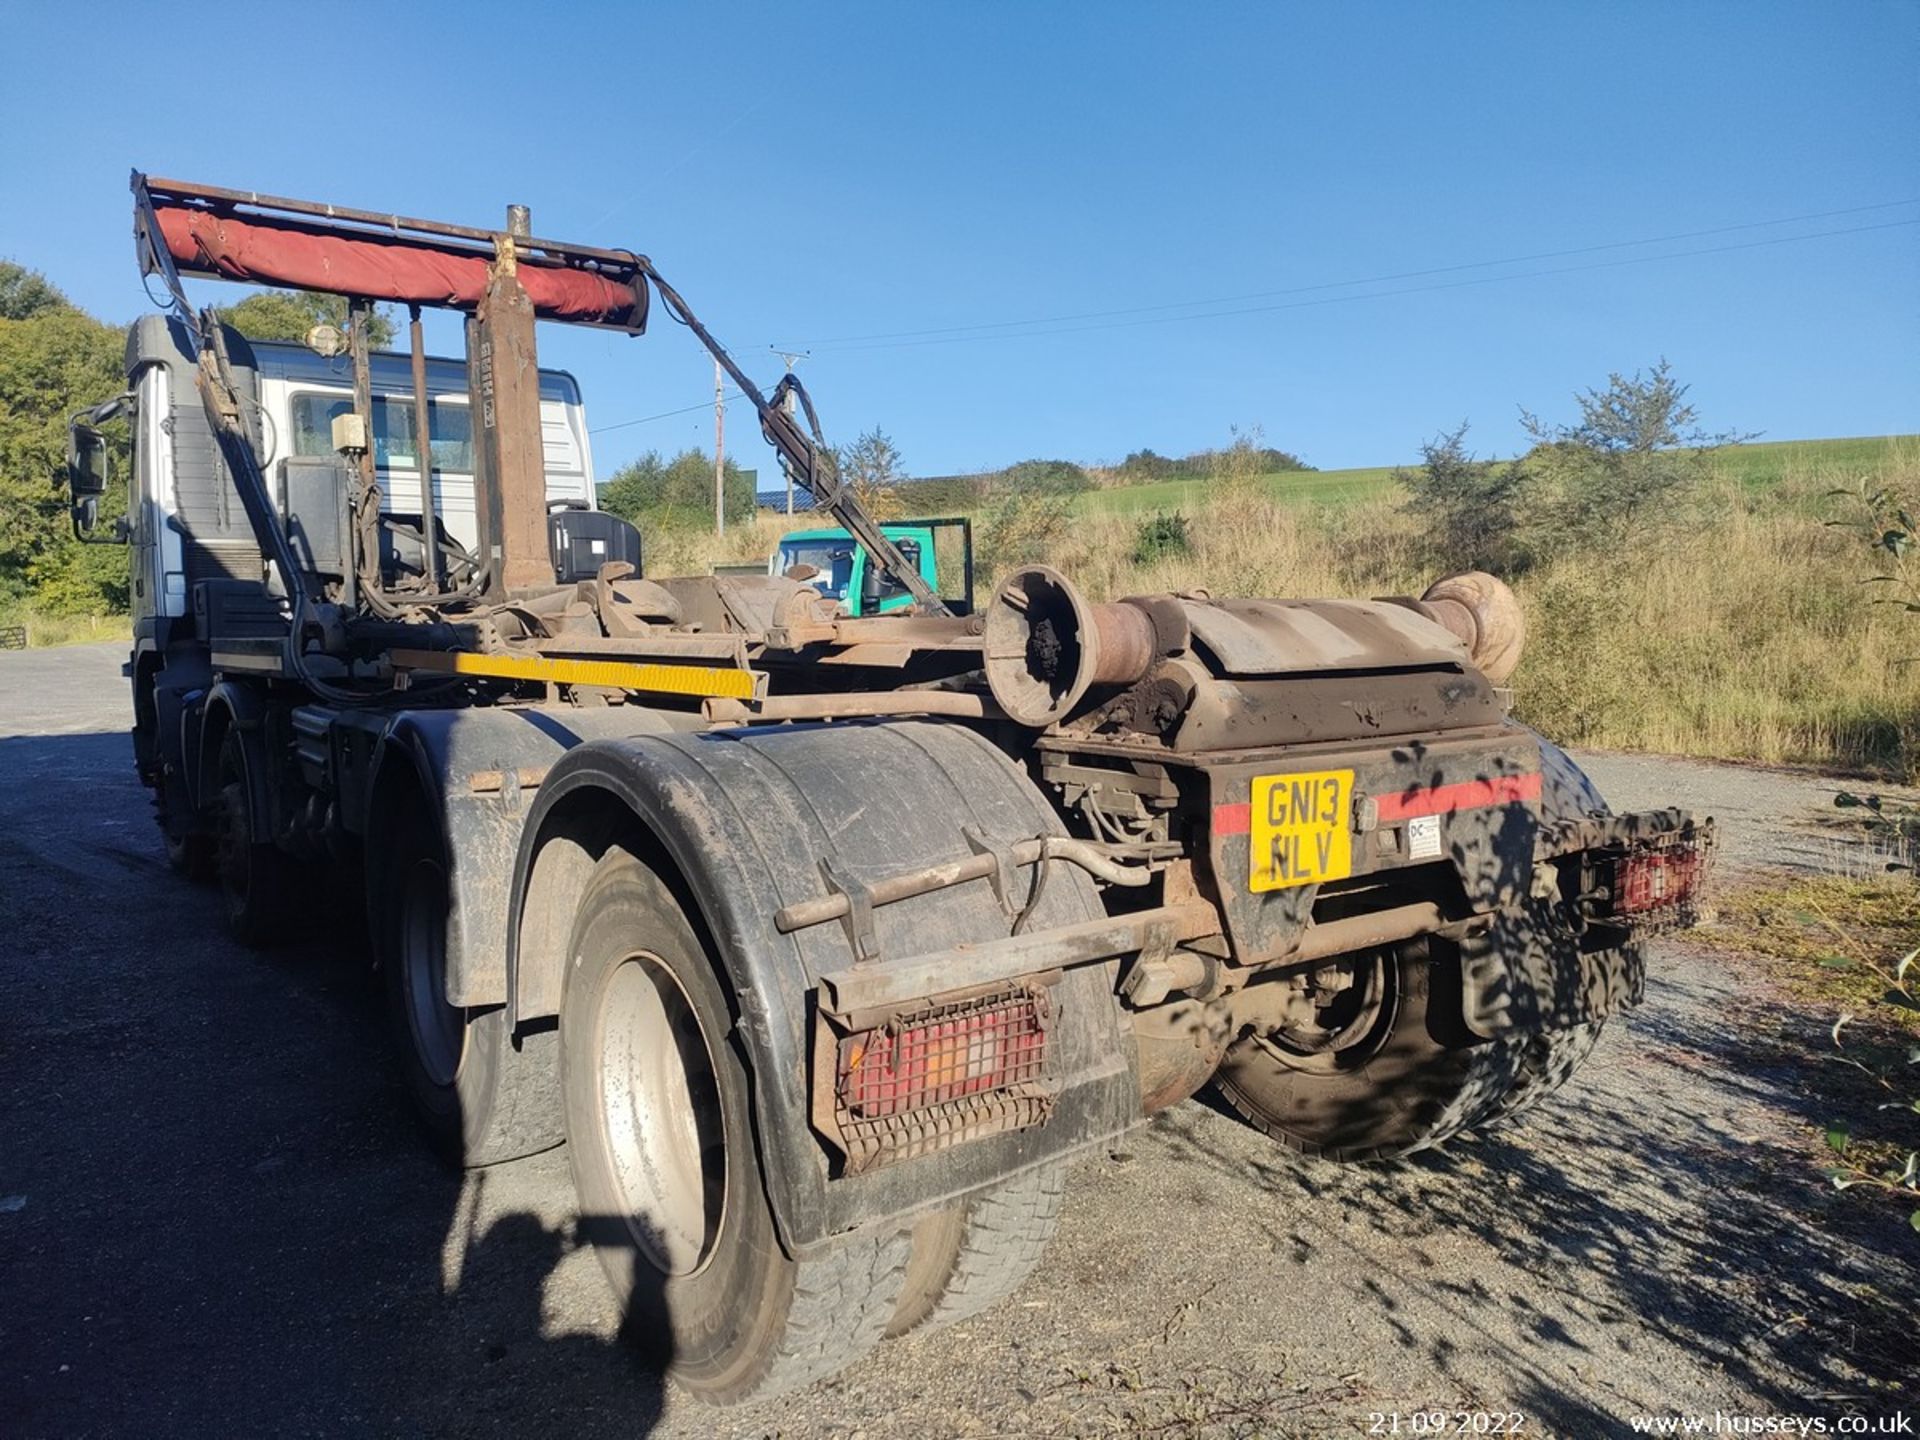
xmin=777 ymin=539 xmax=856 ymax=600
xmin=289 ymin=392 xmax=474 ymax=473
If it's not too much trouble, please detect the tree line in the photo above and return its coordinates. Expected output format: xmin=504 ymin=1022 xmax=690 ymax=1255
xmin=0 ymin=261 xmax=128 ymax=614
xmin=0 ymin=265 xmax=401 ymax=618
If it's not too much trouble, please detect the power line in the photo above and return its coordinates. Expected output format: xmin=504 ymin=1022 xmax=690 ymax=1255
xmin=591 ymin=388 xmax=744 ymax=435
xmin=780 ymin=198 xmax=1920 ymax=351
xmin=794 ymin=217 xmax=1920 ymax=355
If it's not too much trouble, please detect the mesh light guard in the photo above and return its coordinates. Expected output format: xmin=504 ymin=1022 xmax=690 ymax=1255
xmin=823 ymin=984 xmax=1055 ymax=1174
xmin=1611 ymin=828 xmax=1714 ymax=933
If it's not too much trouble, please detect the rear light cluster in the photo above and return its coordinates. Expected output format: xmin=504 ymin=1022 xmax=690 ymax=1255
xmin=838 ymin=987 xmax=1049 ymax=1116
xmin=1609 ymin=830 xmax=1712 ymax=931
xmin=824 ymin=985 xmax=1053 ymax=1173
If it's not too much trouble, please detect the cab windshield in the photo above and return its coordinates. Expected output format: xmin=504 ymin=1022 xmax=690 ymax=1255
xmin=776 ymin=538 xmax=856 ymax=600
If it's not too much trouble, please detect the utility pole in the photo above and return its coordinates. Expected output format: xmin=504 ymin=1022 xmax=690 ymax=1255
xmin=713 ymin=356 xmax=726 ymax=536
xmin=771 ymin=348 xmax=809 ymax=516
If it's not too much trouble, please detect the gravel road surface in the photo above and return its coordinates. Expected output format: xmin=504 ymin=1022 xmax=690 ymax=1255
xmin=3 ymin=644 xmax=1913 ymax=1438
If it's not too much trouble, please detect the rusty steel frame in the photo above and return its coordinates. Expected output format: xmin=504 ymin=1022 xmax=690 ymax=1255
xmin=815 ymin=900 xmax=1223 ymax=1016
xmin=473 ymin=236 xmax=553 ymax=595
xmin=141 ymin=174 xmax=646 ymax=273
xmin=704 ymin=692 xmax=1001 ymax=725
xmin=774 ymin=834 xmax=1166 ymax=936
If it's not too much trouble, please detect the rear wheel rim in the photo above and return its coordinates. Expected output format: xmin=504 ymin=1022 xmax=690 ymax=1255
xmin=1256 ymin=949 xmax=1397 ymax=1076
xmin=400 ymin=858 xmax=466 ymax=1089
xmin=595 ymin=953 xmax=727 ymax=1277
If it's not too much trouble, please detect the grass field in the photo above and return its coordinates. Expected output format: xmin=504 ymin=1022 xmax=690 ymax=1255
xmin=1072 ymin=433 xmax=1919 ymax=518
xmin=0 ymin=608 xmax=126 ymax=649
xmin=1077 ymin=465 xmax=1402 ymax=515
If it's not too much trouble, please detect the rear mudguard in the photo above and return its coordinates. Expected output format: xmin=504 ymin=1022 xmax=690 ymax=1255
xmin=504 ymin=719 xmax=1142 ymax=1250
xmin=360 ymin=705 xmax=685 ymax=1005
xmin=1446 ymin=736 xmax=1654 ymax=1037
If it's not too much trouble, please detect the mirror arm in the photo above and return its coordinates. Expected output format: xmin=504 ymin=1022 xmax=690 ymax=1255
xmin=69 ymin=506 xmax=129 ymax=546
xmin=75 ymin=393 xmax=131 ymax=428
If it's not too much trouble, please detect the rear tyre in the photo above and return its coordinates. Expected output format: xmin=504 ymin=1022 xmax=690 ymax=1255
xmin=561 ymin=847 xmax=909 ymax=1404
xmin=1482 ymin=1019 xmax=1606 ymax=1127
xmin=887 ymin=1165 xmax=1065 ymax=1338
xmin=381 ymin=810 xmax=561 ymax=1167
xmin=1213 ymin=946 xmax=1527 ymax=1162
xmin=213 ymin=730 xmax=297 ymax=946
xmin=1468 ymin=736 xmax=1629 ymax=1128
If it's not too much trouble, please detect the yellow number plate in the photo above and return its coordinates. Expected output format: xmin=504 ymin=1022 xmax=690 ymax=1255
xmin=1249 ymin=769 xmax=1354 ymax=892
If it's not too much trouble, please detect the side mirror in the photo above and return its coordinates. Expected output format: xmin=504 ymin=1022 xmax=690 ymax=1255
xmin=68 ymin=423 xmax=109 ymax=499
xmin=66 ymin=422 xmax=123 ymax=541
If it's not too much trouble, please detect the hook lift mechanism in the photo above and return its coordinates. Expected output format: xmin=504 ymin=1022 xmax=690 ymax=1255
xmin=129 ymin=169 xmax=946 ymax=698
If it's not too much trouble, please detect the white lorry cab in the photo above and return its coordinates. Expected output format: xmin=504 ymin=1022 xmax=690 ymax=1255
xmin=118 ymin=315 xmax=604 ymax=650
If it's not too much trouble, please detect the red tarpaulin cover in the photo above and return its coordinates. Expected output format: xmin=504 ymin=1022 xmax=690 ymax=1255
xmin=154 ymin=204 xmax=647 ymax=330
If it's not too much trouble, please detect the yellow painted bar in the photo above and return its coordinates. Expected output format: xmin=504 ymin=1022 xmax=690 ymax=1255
xmin=389 ymin=648 xmax=758 ymax=700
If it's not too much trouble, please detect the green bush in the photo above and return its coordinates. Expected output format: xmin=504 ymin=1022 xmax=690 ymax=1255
xmin=977 ymin=497 xmax=1072 ymax=583
xmin=996 ymin=458 xmax=1092 ymax=496
xmin=598 ymin=448 xmax=756 ymax=531
xmin=0 ymin=286 xmax=129 ymax=615
xmin=1397 ymin=423 xmax=1533 ymax=576
xmin=1118 ymin=442 xmax=1313 ymax=481
xmin=1520 ymin=359 xmax=1747 ymax=554
xmin=1131 ymin=511 xmax=1192 ymax=565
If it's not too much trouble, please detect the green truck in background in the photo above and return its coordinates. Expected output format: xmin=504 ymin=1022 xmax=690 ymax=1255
xmin=769 ymin=518 xmax=973 ymax=616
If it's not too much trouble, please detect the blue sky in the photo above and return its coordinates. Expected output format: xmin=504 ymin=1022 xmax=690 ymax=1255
xmin=2 ymin=1 xmax=1913 ymax=479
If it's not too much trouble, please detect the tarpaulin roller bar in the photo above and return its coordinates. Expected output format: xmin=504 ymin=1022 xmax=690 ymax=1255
xmin=154 ymin=204 xmax=648 ymax=331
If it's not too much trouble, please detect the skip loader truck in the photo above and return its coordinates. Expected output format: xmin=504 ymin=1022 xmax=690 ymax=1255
xmin=66 ymin=173 xmax=1713 ymax=1404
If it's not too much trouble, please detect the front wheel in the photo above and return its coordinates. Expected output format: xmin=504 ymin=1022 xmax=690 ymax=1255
xmin=213 ymin=730 xmax=297 ymax=946
xmin=560 ymin=847 xmax=909 ymax=1404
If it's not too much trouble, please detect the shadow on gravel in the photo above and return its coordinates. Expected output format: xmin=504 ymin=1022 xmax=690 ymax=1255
xmin=1152 ymin=966 xmax=1919 ymax=1430
xmin=0 ymin=731 xmax=670 ymax=1439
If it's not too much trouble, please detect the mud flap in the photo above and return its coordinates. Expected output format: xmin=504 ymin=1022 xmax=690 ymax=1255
xmin=1449 ymin=916 xmax=1646 ymax=1040
xmin=362 ymin=705 xmax=682 ymax=1006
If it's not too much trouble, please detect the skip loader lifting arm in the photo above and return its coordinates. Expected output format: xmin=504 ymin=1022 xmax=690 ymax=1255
xmin=131 ymin=170 xmax=941 ymax=621
xmin=640 ymin=267 xmax=950 ymax=616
